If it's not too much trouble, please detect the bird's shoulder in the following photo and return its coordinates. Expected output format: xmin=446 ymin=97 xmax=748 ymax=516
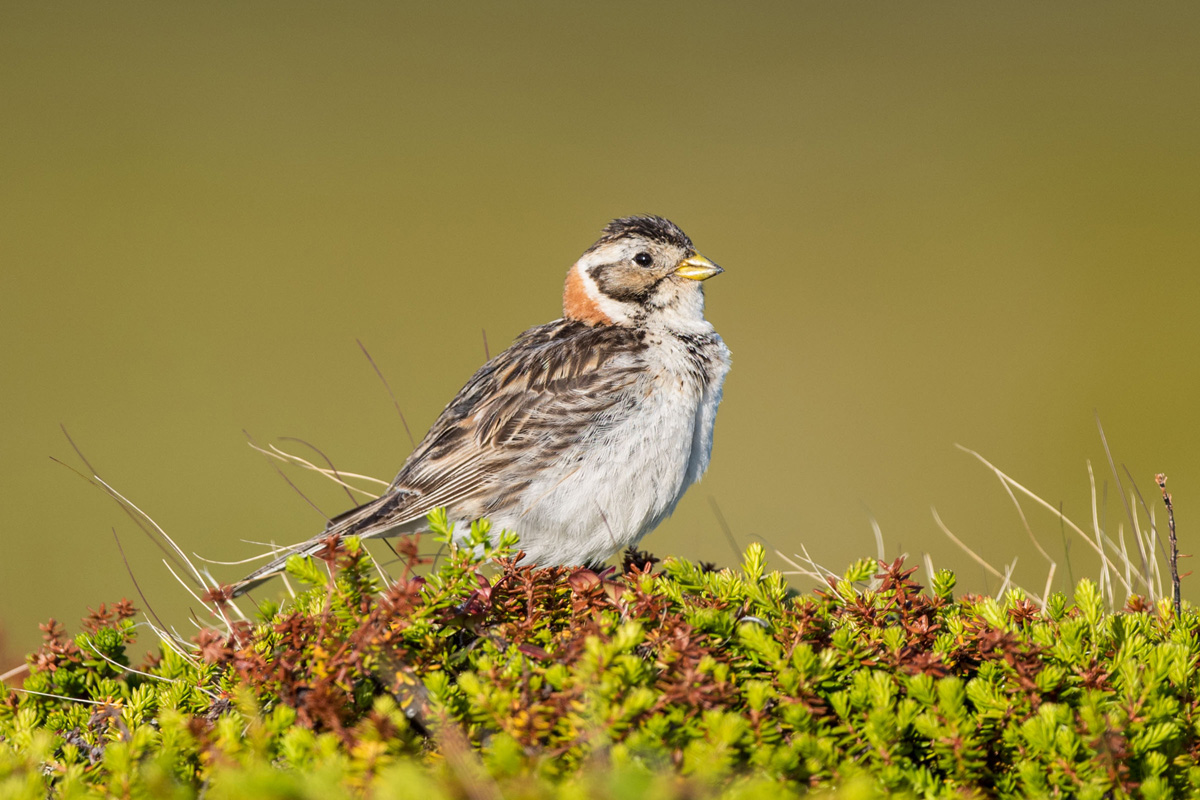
xmin=489 ymin=318 xmax=651 ymax=391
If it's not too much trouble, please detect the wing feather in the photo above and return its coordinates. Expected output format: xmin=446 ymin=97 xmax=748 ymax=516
xmin=390 ymin=320 xmax=647 ymax=510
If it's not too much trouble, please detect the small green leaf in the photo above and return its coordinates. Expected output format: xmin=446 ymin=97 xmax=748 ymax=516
xmin=284 ymin=554 xmax=326 ymax=587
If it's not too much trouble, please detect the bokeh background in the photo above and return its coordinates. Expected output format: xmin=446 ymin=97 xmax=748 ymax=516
xmin=3 ymin=3 xmax=1198 ymax=657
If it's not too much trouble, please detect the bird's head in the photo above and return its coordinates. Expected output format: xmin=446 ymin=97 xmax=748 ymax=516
xmin=563 ymin=215 xmax=723 ymax=329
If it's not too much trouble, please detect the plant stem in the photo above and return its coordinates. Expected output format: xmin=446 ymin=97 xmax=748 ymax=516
xmin=1156 ymin=473 xmax=1180 ymax=617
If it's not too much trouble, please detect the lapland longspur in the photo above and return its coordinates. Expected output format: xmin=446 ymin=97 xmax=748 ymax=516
xmin=236 ymin=215 xmax=730 ymax=594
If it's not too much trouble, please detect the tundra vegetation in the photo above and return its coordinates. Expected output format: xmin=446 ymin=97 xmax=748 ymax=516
xmin=2 ymin=503 xmax=1198 ymax=799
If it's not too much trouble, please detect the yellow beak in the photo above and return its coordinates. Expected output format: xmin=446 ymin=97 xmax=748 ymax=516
xmin=674 ymin=254 xmax=724 ymax=281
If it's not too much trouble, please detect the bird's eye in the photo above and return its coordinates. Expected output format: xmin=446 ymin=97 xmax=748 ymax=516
xmin=633 ymin=252 xmax=653 ymax=267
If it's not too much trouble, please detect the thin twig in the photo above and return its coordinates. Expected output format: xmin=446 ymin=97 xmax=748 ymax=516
xmin=1155 ymin=473 xmax=1181 ymax=617
xmin=357 ymin=339 xmax=416 ymax=449
xmin=708 ymin=497 xmax=741 ymax=564
xmin=247 ymin=440 xmax=331 ymax=522
xmin=111 ymin=528 xmax=172 ymax=636
xmin=1125 ymin=464 xmax=1170 ymax=562
xmin=279 ymin=436 xmax=357 ymax=505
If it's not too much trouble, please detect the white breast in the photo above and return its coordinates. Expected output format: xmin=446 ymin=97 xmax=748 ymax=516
xmin=479 ymin=328 xmax=731 ymax=566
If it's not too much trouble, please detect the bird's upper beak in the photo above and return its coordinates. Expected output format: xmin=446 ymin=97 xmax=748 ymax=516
xmin=674 ymin=254 xmax=724 ymax=281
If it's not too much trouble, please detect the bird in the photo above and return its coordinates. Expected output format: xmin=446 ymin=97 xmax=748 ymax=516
xmin=234 ymin=215 xmax=730 ymax=595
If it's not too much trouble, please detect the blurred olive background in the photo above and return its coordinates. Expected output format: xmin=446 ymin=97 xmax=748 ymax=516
xmin=2 ymin=3 xmax=1198 ymax=657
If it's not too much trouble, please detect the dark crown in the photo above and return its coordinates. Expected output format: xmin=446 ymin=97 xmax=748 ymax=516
xmin=590 ymin=215 xmax=694 ymax=253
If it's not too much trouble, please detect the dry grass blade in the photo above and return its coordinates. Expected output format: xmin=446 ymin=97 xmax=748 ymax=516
xmin=1040 ymin=563 xmax=1056 ymax=613
xmin=252 ymin=451 xmax=331 ymax=523
xmin=1147 ymin=509 xmax=1165 ymax=600
xmin=869 ymin=516 xmax=886 ymax=565
xmin=190 ymin=552 xmax=282 ymax=566
xmin=88 ymin=474 xmax=250 ymax=626
xmin=237 ymin=536 xmax=319 ymax=553
xmin=1125 ymin=463 xmax=1169 ymax=562
xmin=93 ymin=476 xmax=208 ymax=588
xmin=50 ymin=449 xmax=192 ymax=579
xmin=250 ymin=440 xmax=388 ymax=495
xmin=994 ymin=466 xmax=1056 ymax=567
xmin=1096 ymin=413 xmax=1148 ymax=584
xmin=986 ymin=457 xmax=1058 ymax=609
xmin=9 ymin=688 xmax=119 ymax=707
xmin=1117 ymin=524 xmax=1133 ymax=599
xmin=84 ymin=640 xmax=178 ymax=684
xmin=1121 ymin=466 xmax=1154 ymax=593
xmin=142 ymin=618 xmax=200 ymax=665
xmin=997 ymin=558 xmax=1018 ymax=597
xmin=775 ymin=545 xmax=836 ymax=583
xmin=0 ymin=663 xmax=29 ymax=683
xmin=930 ymin=507 xmax=1039 ymax=601
xmin=1088 ymin=461 xmax=1115 ymax=609
xmin=161 ymin=560 xmax=231 ymax=635
xmin=278 ymin=436 xmax=358 ymax=505
xmin=956 ymin=445 xmax=1136 ymax=594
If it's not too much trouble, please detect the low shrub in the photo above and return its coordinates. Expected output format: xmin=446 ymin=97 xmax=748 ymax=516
xmin=3 ymin=515 xmax=1198 ymax=798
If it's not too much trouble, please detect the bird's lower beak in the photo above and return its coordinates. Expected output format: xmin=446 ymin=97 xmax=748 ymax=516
xmin=674 ymin=254 xmax=724 ymax=281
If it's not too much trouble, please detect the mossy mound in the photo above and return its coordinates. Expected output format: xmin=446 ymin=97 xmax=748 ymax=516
xmin=3 ymin=521 xmax=1198 ymax=798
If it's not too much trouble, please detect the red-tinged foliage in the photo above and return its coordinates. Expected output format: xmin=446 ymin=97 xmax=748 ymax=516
xmin=31 ymin=619 xmax=82 ymax=673
xmin=10 ymin=540 xmax=1200 ymax=797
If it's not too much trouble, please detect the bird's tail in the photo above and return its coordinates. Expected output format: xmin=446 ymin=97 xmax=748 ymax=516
xmin=231 ymin=490 xmax=420 ymax=597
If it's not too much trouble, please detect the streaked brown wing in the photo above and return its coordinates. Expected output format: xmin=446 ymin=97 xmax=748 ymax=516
xmin=389 ymin=319 xmax=647 ymax=518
